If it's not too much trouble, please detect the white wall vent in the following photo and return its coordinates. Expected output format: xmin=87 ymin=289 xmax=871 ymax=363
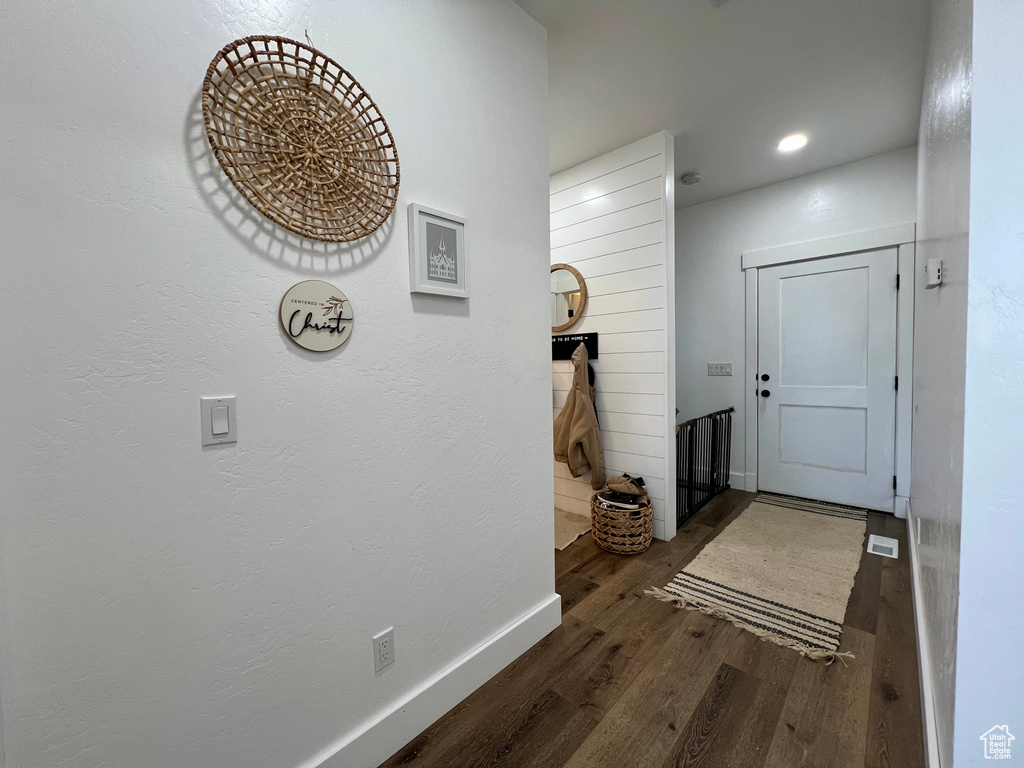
xmin=867 ymin=534 xmax=899 ymax=559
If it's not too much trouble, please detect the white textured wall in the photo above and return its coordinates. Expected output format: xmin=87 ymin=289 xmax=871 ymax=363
xmin=953 ymin=1 xmax=1024 ymax=763
xmin=551 ymin=133 xmax=677 ymax=539
xmin=0 ymin=3 xmax=553 ymax=768
xmin=675 ymin=148 xmax=918 ymax=482
xmin=911 ymin=0 xmax=971 ymax=764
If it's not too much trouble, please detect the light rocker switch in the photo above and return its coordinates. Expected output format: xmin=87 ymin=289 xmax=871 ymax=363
xmin=211 ymin=406 xmax=229 ymax=435
xmin=201 ymin=396 xmax=237 ymax=446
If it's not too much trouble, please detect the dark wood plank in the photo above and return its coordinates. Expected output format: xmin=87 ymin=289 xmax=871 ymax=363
xmin=688 ymin=489 xmax=752 ymax=529
xmin=843 ymin=513 xmax=888 ymax=634
xmin=496 ymin=693 xmax=599 ymax=768
xmin=556 ymin=570 xmax=601 ymax=615
xmin=865 ymin=517 xmax=926 ymax=768
xmin=554 ymin=533 xmax=602 ymax=579
xmin=565 ymin=532 xmax=707 ymax=637
xmin=381 ymin=490 xmax=926 ymax=768
xmin=570 ymin=539 xmax=652 ymax=586
xmin=379 ymin=616 xmax=604 ymax=767
xmin=641 ymin=523 xmax=716 ymax=586
xmin=427 ymin=688 xmax=594 ymax=768
xmin=550 ymin=586 xmax=680 ymax=719
xmin=715 ymin=632 xmax=801 ymax=768
xmin=725 ymin=628 xmax=800 ymax=686
xmin=575 ymin=564 xmax=676 ymax=636
xmin=763 ymin=626 xmax=876 ymax=768
xmin=659 ymin=662 xmax=762 ymax=768
xmin=566 ymin=557 xmax=660 ymax=627
xmin=549 ymin=621 xmax=656 ymax=720
xmin=557 ymin=535 xmax=658 ymax=618
xmin=563 ymin=611 xmax=744 ymax=768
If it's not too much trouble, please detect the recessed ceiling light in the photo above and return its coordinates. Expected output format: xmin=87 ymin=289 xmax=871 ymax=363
xmin=778 ymin=133 xmax=808 ymax=153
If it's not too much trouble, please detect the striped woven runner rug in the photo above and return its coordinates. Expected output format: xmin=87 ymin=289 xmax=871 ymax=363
xmin=648 ymin=493 xmax=868 ymax=662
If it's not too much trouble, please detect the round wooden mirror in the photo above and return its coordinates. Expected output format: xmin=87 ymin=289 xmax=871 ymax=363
xmin=551 ymin=263 xmax=587 ymax=333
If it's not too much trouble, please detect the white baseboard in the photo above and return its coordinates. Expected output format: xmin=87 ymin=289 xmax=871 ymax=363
xmin=728 ymin=471 xmax=746 ymax=491
xmin=905 ymin=500 xmax=941 ymax=768
xmin=894 ymin=494 xmax=909 ymax=519
xmin=744 ymin=471 xmax=757 ymax=493
xmin=305 ymin=593 xmax=562 ymax=768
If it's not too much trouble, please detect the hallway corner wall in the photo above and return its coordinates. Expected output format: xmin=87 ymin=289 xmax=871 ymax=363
xmin=910 ymin=0 xmax=972 ymax=764
xmin=952 ymin=1 xmax=1024 ymax=763
xmin=0 ymin=3 xmax=554 ymax=767
xmin=550 ymin=132 xmax=677 ymax=540
xmin=675 ymin=147 xmax=918 ymax=490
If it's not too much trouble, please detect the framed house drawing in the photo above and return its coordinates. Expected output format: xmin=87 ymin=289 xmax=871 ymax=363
xmin=408 ymin=204 xmax=468 ymax=298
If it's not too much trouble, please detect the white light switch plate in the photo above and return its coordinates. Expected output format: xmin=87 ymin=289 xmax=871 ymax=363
xmin=201 ymin=396 xmax=237 ymax=446
xmin=708 ymin=363 xmax=732 ymax=376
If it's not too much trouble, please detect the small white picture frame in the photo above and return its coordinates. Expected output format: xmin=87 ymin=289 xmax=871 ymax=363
xmin=408 ymin=204 xmax=468 ymax=298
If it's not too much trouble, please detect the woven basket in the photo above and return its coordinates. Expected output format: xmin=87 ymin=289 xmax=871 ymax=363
xmin=202 ymin=36 xmax=400 ymax=242
xmin=591 ymin=495 xmax=653 ymax=555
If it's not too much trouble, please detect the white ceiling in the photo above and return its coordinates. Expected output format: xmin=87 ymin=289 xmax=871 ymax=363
xmin=515 ymin=0 xmax=930 ymax=207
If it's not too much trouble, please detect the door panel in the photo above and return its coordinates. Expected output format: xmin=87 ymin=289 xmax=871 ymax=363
xmin=780 ymin=268 xmax=869 ymax=387
xmin=758 ymin=248 xmax=897 ymax=511
xmin=778 ymin=405 xmax=867 ymax=473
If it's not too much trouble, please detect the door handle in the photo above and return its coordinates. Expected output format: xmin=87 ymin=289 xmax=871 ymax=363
xmin=760 ymin=389 xmax=771 ymax=398
xmin=761 ymin=374 xmax=770 ymax=382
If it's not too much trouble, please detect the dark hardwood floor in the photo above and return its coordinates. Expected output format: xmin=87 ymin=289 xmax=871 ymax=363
xmin=381 ymin=490 xmax=925 ymax=768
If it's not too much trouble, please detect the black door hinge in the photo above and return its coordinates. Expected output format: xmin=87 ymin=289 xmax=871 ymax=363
xmin=895 ymin=375 xmax=899 ymax=391
xmin=893 ymin=475 xmax=898 ymax=490
xmin=897 ymin=273 xmax=901 ymax=290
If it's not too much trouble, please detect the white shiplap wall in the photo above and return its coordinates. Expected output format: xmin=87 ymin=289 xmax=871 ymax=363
xmin=551 ymin=132 xmax=677 ymax=540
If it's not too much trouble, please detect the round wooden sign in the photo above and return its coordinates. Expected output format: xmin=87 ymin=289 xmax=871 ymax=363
xmin=279 ymin=281 xmax=354 ymax=352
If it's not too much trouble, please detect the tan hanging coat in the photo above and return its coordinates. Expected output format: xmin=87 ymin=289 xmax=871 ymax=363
xmin=553 ymin=343 xmax=606 ymax=490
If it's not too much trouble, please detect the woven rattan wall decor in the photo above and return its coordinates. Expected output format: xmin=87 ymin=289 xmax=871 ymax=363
xmin=202 ymin=35 xmax=400 ymax=242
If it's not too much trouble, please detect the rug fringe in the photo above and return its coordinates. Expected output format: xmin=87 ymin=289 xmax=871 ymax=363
xmin=644 ymin=586 xmax=855 ymax=665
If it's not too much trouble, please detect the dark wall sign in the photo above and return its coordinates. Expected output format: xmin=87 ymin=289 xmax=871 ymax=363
xmin=552 ymin=332 xmax=598 ymax=361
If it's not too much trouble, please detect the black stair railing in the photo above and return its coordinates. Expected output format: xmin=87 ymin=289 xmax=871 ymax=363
xmin=676 ymin=407 xmax=735 ymax=528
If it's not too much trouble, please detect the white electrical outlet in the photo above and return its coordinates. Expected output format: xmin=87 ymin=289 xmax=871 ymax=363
xmin=373 ymin=627 xmax=395 ymax=672
xmin=708 ymin=363 xmax=732 ymax=376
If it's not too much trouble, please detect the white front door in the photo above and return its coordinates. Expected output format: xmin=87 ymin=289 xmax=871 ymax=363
xmin=757 ymin=248 xmax=897 ymax=511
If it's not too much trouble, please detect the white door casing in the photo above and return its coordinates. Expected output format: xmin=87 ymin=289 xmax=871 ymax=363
xmin=757 ymin=248 xmax=898 ymax=511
